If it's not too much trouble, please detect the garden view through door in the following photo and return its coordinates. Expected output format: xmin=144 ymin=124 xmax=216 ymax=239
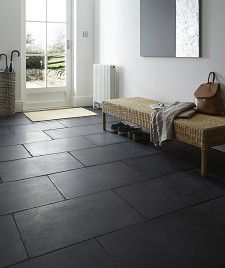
xmin=25 ymin=0 xmax=71 ymax=110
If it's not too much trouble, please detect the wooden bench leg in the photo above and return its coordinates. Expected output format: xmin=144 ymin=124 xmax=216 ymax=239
xmin=201 ymin=149 xmax=208 ymax=177
xmin=103 ymin=112 xmax=106 ymax=131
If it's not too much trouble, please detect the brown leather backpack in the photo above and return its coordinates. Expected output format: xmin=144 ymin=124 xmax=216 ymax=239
xmin=194 ymin=72 xmax=224 ymax=116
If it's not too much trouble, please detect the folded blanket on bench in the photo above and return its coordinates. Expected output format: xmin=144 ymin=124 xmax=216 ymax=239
xmin=150 ymin=102 xmax=196 ymax=146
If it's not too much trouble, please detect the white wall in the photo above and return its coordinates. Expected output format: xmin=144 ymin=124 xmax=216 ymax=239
xmin=74 ymin=0 xmax=95 ymax=107
xmin=95 ymin=0 xmax=225 ymax=104
xmin=0 ymin=0 xmax=22 ymax=111
xmin=0 ymin=0 xmax=95 ymax=111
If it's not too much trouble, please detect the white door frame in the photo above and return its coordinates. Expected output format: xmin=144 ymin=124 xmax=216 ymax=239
xmin=21 ymin=0 xmax=74 ymax=111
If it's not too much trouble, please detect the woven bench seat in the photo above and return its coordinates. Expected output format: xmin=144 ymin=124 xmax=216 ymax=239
xmin=102 ymin=97 xmax=225 ymax=177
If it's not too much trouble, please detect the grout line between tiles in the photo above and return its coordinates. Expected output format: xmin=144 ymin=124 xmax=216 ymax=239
xmin=47 ymin=175 xmax=66 ymax=200
xmin=4 ymin=220 xmax=147 ymax=268
xmin=68 ymin=151 xmax=87 ymax=167
xmin=1 ymin=168 xmax=225 ymax=218
xmin=111 ymin=189 xmax=148 ymax=220
xmin=0 ymin=150 xmax=82 ymax=167
xmin=12 ymin=214 xmax=30 ymax=259
xmin=42 ymin=130 xmax=54 ymax=140
xmin=192 ymin=206 xmax=225 ymax=233
xmin=143 ymin=194 xmax=225 ymax=225
xmin=0 ymin=157 xmax=195 ymax=185
xmin=21 ymin=144 xmax=33 ymax=157
xmin=95 ymin=238 xmax=118 ymax=267
xmin=0 ymin=155 xmax=33 ymax=164
xmin=80 ymin=134 xmax=129 ymax=148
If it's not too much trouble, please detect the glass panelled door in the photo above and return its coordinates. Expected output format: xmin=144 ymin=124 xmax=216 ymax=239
xmin=24 ymin=0 xmax=71 ymax=111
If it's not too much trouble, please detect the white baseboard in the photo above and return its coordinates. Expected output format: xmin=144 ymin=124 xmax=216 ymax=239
xmin=15 ymin=97 xmax=93 ymax=112
xmin=15 ymin=101 xmax=23 ymax=112
xmin=72 ymin=96 xmax=93 ymax=107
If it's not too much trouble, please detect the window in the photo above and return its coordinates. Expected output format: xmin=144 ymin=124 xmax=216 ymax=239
xmin=26 ymin=0 xmax=67 ymax=89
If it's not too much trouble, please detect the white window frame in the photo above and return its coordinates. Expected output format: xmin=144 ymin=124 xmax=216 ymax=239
xmin=21 ymin=0 xmax=74 ymax=111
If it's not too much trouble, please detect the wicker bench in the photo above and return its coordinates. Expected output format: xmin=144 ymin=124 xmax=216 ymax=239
xmin=102 ymin=97 xmax=225 ymax=177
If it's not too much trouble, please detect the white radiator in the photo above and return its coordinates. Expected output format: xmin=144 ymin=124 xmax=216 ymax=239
xmin=93 ymin=64 xmax=117 ymax=108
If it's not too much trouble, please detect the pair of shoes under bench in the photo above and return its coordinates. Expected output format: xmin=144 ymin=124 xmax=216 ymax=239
xmin=127 ymin=127 xmax=142 ymax=139
xmin=111 ymin=122 xmax=142 ymax=137
xmin=118 ymin=125 xmax=142 ymax=137
xmin=111 ymin=122 xmax=125 ymax=134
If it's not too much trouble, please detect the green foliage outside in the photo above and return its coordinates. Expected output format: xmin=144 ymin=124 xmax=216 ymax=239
xmin=26 ymin=31 xmax=65 ymax=71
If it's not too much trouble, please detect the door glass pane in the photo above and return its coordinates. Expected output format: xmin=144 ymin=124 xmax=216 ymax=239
xmin=26 ymin=22 xmax=46 ymax=54
xmin=47 ymin=23 xmax=66 ymax=54
xmin=26 ymin=56 xmax=46 ymax=88
xmin=47 ymin=0 xmax=66 ymax=22
xmin=47 ymin=55 xmax=66 ymax=87
xmin=26 ymin=0 xmax=68 ymax=90
xmin=26 ymin=0 xmax=46 ymax=21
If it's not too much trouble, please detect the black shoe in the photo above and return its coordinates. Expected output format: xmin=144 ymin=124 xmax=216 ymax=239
xmin=118 ymin=125 xmax=133 ymax=136
xmin=128 ymin=127 xmax=142 ymax=139
xmin=133 ymin=132 xmax=150 ymax=143
xmin=111 ymin=122 xmax=125 ymax=133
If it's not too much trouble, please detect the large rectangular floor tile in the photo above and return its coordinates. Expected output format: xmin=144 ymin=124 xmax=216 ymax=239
xmin=50 ymin=162 xmax=144 ymax=199
xmin=160 ymin=140 xmax=190 ymax=152
xmin=59 ymin=115 xmax=116 ymax=128
xmin=114 ymin=172 xmax=225 ymax=219
xmin=0 ymin=127 xmax=13 ymax=136
xmin=0 ymin=131 xmax=52 ymax=148
xmin=45 ymin=124 xmax=105 ymax=139
xmin=98 ymin=208 xmax=225 ymax=268
xmin=171 ymin=146 xmax=225 ymax=178
xmin=123 ymin=153 xmax=193 ymax=178
xmin=0 ymin=153 xmax=83 ymax=182
xmin=10 ymin=121 xmax=64 ymax=134
xmin=14 ymin=191 xmax=143 ymax=257
xmin=215 ymin=145 xmax=225 ymax=153
xmin=0 ymin=215 xmax=27 ymax=268
xmin=84 ymin=133 xmax=129 ymax=146
xmin=0 ymin=114 xmax=31 ymax=127
xmin=0 ymin=177 xmax=64 ymax=215
xmin=10 ymin=240 xmax=115 ymax=268
xmin=59 ymin=116 xmax=104 ymax=127
xmin=24 ymin=136 xmax=96 ymax=156
xmin=195 ymin=196 xmax=225 ymax=226
xmin=71 ymin=143 xmax=158 ymax=166
xmin=0 ymin=145 xmax=31 ymax=162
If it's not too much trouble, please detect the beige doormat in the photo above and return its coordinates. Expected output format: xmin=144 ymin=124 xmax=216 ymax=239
xmin=24 ymin=108 xmax=97 ymax=122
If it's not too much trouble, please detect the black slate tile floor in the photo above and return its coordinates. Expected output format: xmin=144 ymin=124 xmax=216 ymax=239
xmin=59 ymin=114 xmax=116 ymax=127
xmin=0 ymin=114 xmax=31 ymax=127
xmin=70 ymin=142 xmax=158 ymax=166
xmin=0 ymin=131 xmax=52 ymax=148
xmin=0 ymin=215 xmax=27 ymax=268
xmin=84 ymin=132 xmax=129 ymax=146
xmin=45 ymin=123 xmax=107 ymax=139
xmin=195 ymin=195 xmax=225 ymax=227
xmin=10 ymin=121 xmax=65 ymax=134
xmin=0 ymin=145 xmax=31 ymax=162
xmin=97 ymin=208 xmax=225 ymax=268
xmin=23 ymin=136 xmax=96 ymax=156
xmin=49 ymin=161 xmax=144 ymax=199
xmin=114 ymin=171 xmax=225 ymax=219
xmin=0 ymin=177 xmax=64 ymax=215
xmin=14 ymin=191 xmax=144 ymax=257
xmin=0 ymin=126 xmax=13 ymax=136
xmin=123 ymin=152 xmax=194 ymax=178
xmin=1 ymin=112 xmax=225 ymax=268
xmin=9 ymin=240 xmax=115 ymax=268
xmin=0 ymin=153 xmax=83 ymax=182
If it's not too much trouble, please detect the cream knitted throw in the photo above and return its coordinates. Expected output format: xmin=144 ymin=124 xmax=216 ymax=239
xmin=150 ymin=102 xmax=195 ymax=146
